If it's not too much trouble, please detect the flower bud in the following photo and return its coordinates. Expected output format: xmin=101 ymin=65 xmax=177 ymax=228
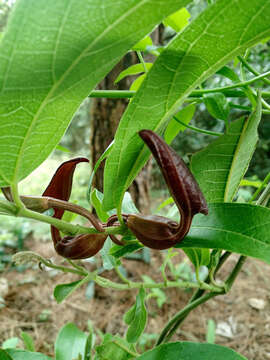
xmin=126 ymin=214 xmax=179 ymax=250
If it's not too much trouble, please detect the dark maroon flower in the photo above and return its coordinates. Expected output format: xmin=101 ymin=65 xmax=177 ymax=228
xmin=42 ymin=158 xmax=106 ymax=259
xmin=126 ymin=130 xmax=208 ymax=250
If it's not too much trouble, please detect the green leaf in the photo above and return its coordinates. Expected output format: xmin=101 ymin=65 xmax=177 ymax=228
xmin=191 ymin=97 xmax=261 ymax=202
xmin=184 ymin=248 xmax=210 ymax=268
xmin=55 ymin=323 xmax=88 ymax=360
xmin=206 ymin=319 xmax=216 ymax=344
xmin=121 ymin=192 xmax=139 ymax=214
xmin=203 ymin=93 xmax=230 ymax=121
xmin=103 ymin=0 xmax=270 ymax=211
xmin=53 ymin=275 xmax=92 ymax=304
xmin=21 ymin=332 xmax=35 ymax=352
xmin=115 ymin=63 xmax=153 ymax=83
xmin=124 ymin=304 xmax=136 ymax=326
xmin=0 ymin=350 xmax=13 ymax=360
xmin=100 ymin=238 xmax=120 ymax=270
xmin=216 ymin=66 xmax=240 ymax=82
xmin=136 ymin=342 xmax=247 ymax=359
xmin=163 ymin=8 xmax=190 ymax=32
xmin=96 ymin=336 xmax=134 ymax=360
xmin=130 ymin=74 xmax=146 ymax=91
xmin=176 ymin=203 xmax=270 ymax=265
xmin=87 ymin=141 xmax=114 ymax=202
xmin=141 ymin=275 xmax=167 ymax=308
xmin=155 ymin=197 xmax=174 ymax=212
xmin=91 ymin=189 xmax=110 ymax=222
xmin=0 ymin=0 xmax=185 ymax=187
xmin=110 ymin=243 xmax=143 ymax=258
xmin=164 ymin=104 xmax=196 ymax=144
xmin=125 ymin=288 xmax=147 ymax=343
xmin=84 ymin=321 xmax=95 ymax=360
xmin=4 ymin=349 xmax=52 ymax=360
xmin=55 ymin=145 xmax=70 ymax=153
xmin=132 ymin=36 xmax=153 ymax=51
xmin=2 ymin=337 xmax=19 ymax=349
xmin=60 ymin=204 xmax=78 ymax=225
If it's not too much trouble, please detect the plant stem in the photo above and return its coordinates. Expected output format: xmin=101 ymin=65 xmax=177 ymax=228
xmin=158 ymin=259 xmax=236 ymax=344
xmin=156 ymin=292 xmax=219 ymax=345
xmin=194 ymin=70 xmax=270 ymax=94
xmin=229 ymin=102 xmax=251 ymax=111
xmin=256 ymin=181 xmax=270 ymax=206
xmin=19 ymin=206 xmax=97 ymax=235
xmin=137 ymin=51 xmax=148 ymax=73
xmin=11 ymin=183 xmax=26 ymax=211
xmin=88 ymin=89 xmax=246 ymax=99
xmin=89 ymin=72 xmax=270 ymax=100
xmin=42 ymin=261 xmax=87 ymax=276
xmin=115 ymin=266 xmax=132 ymax=286
xmin=225 ymin=255 xmax=246 ymax=292
xmin=238 ymin=55 xmax=270 ymax=86
xmin=156 ymin=250 xmax=231 ymax=345
xmin=11 ymin=203 xmax=126 ymax=237
xmin=89 ymin=90 xmax=270 ymax=113
xmin=66 ymin=259 xmax=88 ymax=274
xmin=190 ymin=251 xmax=231 ymax=303
xmin=89 ymin=90 xmax=136 ymax=98
xmin=229 ymin=104 xmax=270 ymax=114
xmin=249 ymin=172 xmax=270 ymax=203
xmin=173 ymin=116 xmax=222 ymax=137
xmin=36 ymin=255 xmax=87 ymax=276
xmin=94 ymin=275 xmax=223 ymax=292
xmin=46 ymin=197 xmax=104 ymax=231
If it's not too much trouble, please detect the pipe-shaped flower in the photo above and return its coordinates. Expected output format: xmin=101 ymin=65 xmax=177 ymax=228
xmin=126 ymin=130 xmax=208 ymax=250
xmin=42 ymin=158 xmax=107 ymax=259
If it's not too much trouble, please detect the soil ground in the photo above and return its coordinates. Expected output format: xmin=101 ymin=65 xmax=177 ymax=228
xmin=1 ymin=236 xmax=270 ymax=360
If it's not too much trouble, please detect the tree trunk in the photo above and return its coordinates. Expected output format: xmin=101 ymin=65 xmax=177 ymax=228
xmin=89 ymin=55 xmax=151 ymax=213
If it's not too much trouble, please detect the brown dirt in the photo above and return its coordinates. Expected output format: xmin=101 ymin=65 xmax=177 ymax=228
xmin=1 ymin=237 xmax=270 ymax=360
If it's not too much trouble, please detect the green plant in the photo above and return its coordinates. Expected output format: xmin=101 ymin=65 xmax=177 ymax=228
xmin=0 ymin=0 xmax=270 ymax=359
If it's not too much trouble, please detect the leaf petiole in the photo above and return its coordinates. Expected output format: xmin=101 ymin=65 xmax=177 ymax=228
xmin=173 ymin=116 xmax=222 ymax=136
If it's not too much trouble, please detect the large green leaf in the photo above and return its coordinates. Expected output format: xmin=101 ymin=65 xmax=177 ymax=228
xmin=136 ymin=342 xmax=246 ymax=360
xmin=3 ymin=349 xmax=52 ymax=360
xmin=0 ymin=0 xmax=187 ymax=187
xmin=175 ymin=203 xmax=270 ymax=264
xmin=103 ymin=0 xmax=270 ymax=210
xmin=0 ymin=350 xmax=13 ymax=360
xmin=191 ymin=97 xmax=262 ymax=202
xmin=55 ymin=323 xmax=88 ymax=360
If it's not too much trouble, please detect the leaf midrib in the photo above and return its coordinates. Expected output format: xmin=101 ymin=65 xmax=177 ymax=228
xmin=12 ymin=0 xmax=148 ymax=184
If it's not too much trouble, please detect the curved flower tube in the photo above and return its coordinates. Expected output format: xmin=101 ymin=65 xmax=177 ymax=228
xmin=125 ymin=130 xmax=208 ymax=250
